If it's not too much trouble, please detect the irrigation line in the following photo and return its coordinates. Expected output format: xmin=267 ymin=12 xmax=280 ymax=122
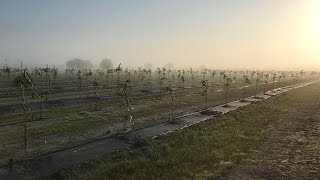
xmin=28 ymin=81 xmax=317 ymax=161
xmin=0 ymin=83 xmax=252 ymax=126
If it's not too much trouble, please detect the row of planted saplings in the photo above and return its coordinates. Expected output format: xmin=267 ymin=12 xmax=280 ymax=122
xmin=8 ymin=69 xmax=129 ymax=169
xmin=1 ymin=63 xmax=316 ymax=99
xmin=5 ymin=65 xmax=318 ymax=169
xmin=5 ymin=67 xmax=315 ymax=122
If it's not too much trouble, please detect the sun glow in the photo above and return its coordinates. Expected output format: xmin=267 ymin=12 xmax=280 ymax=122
xmin=310 ymin=1 xmax=320 ymax=39
xmin=297 ymin=0 xmax=320 ymax=66
xmin=313 ymin=11 xmax=320 ymax=38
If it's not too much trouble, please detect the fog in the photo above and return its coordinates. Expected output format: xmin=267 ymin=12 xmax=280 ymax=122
xmin=1 ymin=0 xmax=320 ymax=70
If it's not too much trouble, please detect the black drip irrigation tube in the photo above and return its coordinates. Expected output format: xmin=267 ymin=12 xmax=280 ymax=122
xmin=29 ymin=81 xmax=316 ymax=159
xmin=0 ymin=85 xmax=213 ymax=126
xmin=0 ymin=81 xmax=317 ymax=171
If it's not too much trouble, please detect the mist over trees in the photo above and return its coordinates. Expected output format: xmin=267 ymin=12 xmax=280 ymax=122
xmin=164 ymin=62 xmax=174 ymax=70
xmin=100 ymin=58 xmax=113 ymax=69
xmin=66 ymin=58 xmax=94 ymax=69
xmin=144 ymin=62 xmax=153 ymax=70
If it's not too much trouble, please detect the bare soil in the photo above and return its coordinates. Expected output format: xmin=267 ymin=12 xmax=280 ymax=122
xmin=220 ymin=96 xmax=320 ymax=180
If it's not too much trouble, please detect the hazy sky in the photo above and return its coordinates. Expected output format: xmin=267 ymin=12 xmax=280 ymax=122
xmin=0 ymin=0 xmax=320 ymax=70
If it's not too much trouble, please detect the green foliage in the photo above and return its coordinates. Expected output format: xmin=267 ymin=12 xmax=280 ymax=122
xmin=181 ymin=75 xmax=185 ymax=86
xmin=119 ymin=80 xmax=134 ymax=122
xmin=93 ymin=79 xmax=102 ymax=96
xmin=138 ymin=68 xmax=146 ymax=89
xmin=93 ymin=81 xmax=102 ymax=89
xmin=12 ymin=70 xmax=33 ymax=90
xmin=11 ymin=69 xmax=34 ymax=166
xmin=61 ymin=83 xmax=320 ymax=179
xmin=242 ymin=75 xmax=251 ymax=99
xmin=4 ymin=66 xmax=11 ymax=74
xmin=211 ymin=70 xmax=217 ymax=91
xmin=225 ymin=77 xmax=232 ymax=88
xmin=201 ymin=79 xmax=209 ymax=108
xmin=165 ymin=84 xmax=174 ymax=98
xmin=156 ymin=68 xmax=168 ymax=99
xmin=114 ymin=63 xmax=122 ymax=72
xmin=165 ymin=84 xmax=175 ymax=121
xmin=115 ymin=63 xmax=123 ymax=85
xmin=244 ymin=75 xmax=251 ymax=86
xmin=85 ymin=71 xmax=93 ymax=78
xmin=201 ymin=80 xmax=208 ymax=96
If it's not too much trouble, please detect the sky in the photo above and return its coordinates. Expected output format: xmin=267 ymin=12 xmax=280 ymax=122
xmin=0 ymin=0 xmax=320 ymax=70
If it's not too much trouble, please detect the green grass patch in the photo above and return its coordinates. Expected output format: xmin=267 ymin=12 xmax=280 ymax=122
xmin=58 ymin=83 xmax=320 ymax=179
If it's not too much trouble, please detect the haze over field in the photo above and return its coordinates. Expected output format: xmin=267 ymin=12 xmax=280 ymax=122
xmin=0 ymin=0 xmax=320 ymax=70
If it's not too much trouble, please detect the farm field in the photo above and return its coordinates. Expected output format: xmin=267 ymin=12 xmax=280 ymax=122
xmin=53 ymin=77 xmax=320 ymax=179
xmin=2 ymin=1 xmax=320 ymax=179
xmin=0 ymin=65 xmax=319 ymax=178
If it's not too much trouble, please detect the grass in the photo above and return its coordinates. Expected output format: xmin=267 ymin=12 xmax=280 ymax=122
xmin=0 ymin=81 xmax=308 ymax=167
xmin=57 ymin=82 xmax=320 ymax=179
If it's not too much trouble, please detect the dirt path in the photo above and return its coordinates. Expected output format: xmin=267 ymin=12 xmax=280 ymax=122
xmin=220 ymin=96 xmax=320 ymax=180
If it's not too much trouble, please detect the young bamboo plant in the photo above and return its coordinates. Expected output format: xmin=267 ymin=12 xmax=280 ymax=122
xmin=300 ymin=70 xmax=305 ymax=83
xmin=97 ymin=69 xmax=104 ymax=83
xmin=159 ymin=77 xmax=167 ymax=100
xmin=290 ymin=73 xmax=296 ymax=86
xmin=114 ymin=63 xmax=122 ymax=86
xmin=93 ymin=79 xmax=102 ymax=96
xmin=32 ymin=90 xmax=51 ymax=120
xmin=281 ymin=72 xmax=287 ymax=86
xmin=105 ymin=68 xmax=113 ymax=91
xmin=223 ymin=77 xmax=232 ymax=106
xmin=159 ymin=68 xmax=167 ymax=98
xmin=165 ymin=84 xmax=175 ymax=123
xmin=84 ymin=71 xmax=93 ymax=97
xmin=12 ymin=70 xmax=33 ymax=167
xmin=241 ymin=75 xmax=251 ymax=102
xmin=177 ymin=74 xmax=186 ymax=97
xmin=263 ymin=73 xmax=269 ymax=93
xmin=41 ymin=66 xmax=51 ymax=102
xmin=254 ymin=74 xmax=261 ymax=96
xmin=272 ymin=73 xmax=277 ymax=89
xmin=77 ymin=70 xmax=83 ymax=92
xmin=4 ymin=64 xmax=12 ymax=95
xmin=201 ymin=79 xmax=209 ymax=108
xmin=189 ymin=68 xmax=195 ymax=86
xmin=118 ymin=80 xmax=134 ymax=123
xmin=138 ymin=68 xmax=146 ymax=91
xmin=211 ymin=70 xmax=217 ymax=91
xmin=278 ymin=74 xmax=282 ymax=88
xmin=180 ymin=75 xmax=185 ymax=89
xmin=92 ymin=79 xmax=102 ymax=110
xmin=51 ymin=66 xmax=58 ymax=90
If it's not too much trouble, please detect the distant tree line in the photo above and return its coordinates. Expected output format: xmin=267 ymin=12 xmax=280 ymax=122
xmin=66 ymin=58 xmax=158 ymax=70
xmin=66 ymin=58 xmax=94 ymax=69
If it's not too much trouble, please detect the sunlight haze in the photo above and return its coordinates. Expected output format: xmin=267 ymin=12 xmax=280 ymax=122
xmin=0 ymin=0 xmax=319 ymax=70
